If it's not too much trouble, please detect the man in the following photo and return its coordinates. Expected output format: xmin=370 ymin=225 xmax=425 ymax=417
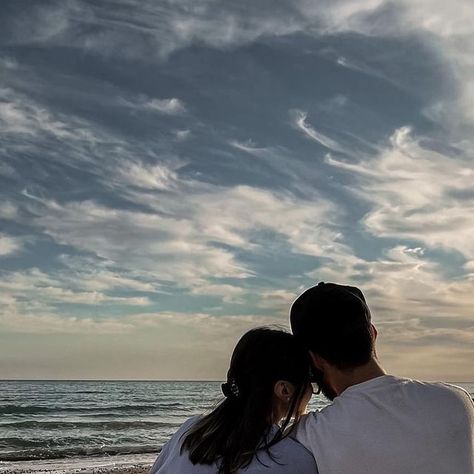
xmin=290 ymin=282 xmax=474 ymax=474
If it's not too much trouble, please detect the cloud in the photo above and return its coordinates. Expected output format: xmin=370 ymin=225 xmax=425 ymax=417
xmin=327 ymin=126 xmax=474 ymax=262
xmin=0 ymin=300 xmax=283 ymax=338
xmin=0 ymin=56 xmax=18 ymax=70
xmin=174 ymin=129 xmax=191 ymax=141
xmin=19 ymin=195 xmax=251 ymax=283
xmin=0 ymin=88 xmax=90 ymax=140
xmin=0 ymin=234 xmax=22 ymax=256
xmin=39 ymin=287 xmax=151 ymax=306
xmin=306 ymin=244 xmax=474 ymax=375
xmin=393 ymin=0 xmax=474 ymax=40
xmin=143 ymin=97 xmax=186 ymax=114
xmin=290 ymin=109 xmax=346 ymax=153
xmin=0 ymin=161 xmax=16 ymax=177
xmin=126 ymin=311 xmax=289 ymax=347
xmin=0 ymin=268 xmax=152 ymax=309
xmin=1 ymin=0 xmax=474 ymax=379
xmin=57 ymin=257 xmax=158 ymax=293
xmin=258 ymin=288 xmax=299 ymax=311
xmin=0 ymin=1 xmax=391 ymax=61
xmin=0 ymin=310 xmax=135 ymax=335
xmin=230 ymin=139 xmax=268 ymax=154
xmin=12 ymin=157 xmax=341 ymax=286
xmin=116 ymin=161 xmax=179 ymax=190
xmin=1 ymin=1 xmax=73 ymax=46
xmin=0 ymin=86 xmax=187 ymax=197
xmin=190 ymin=282 xmax=245 ymax=303
xmin=120 ymin=94 xmax=187 ymax=114
xmin=321 ymin=0 xmax=474 ymax=128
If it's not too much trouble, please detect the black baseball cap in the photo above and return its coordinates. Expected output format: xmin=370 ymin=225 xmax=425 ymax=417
xmin=290 ymin=282 xmax=372 ymax=367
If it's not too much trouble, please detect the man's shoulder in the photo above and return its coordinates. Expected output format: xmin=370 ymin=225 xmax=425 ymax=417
xmin=400 ymin=379 xmax=472 ymax=403
xmin=302 ymin=377 xmax=472 ymax=422
xmin=417 ymin=381 xmax=474 ymax=410
xmin=342 ymin=375 xmax=470 ymax=400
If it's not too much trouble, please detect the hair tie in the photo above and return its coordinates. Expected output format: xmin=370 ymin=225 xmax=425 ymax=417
xmin=221 ymin=378 xmax=240 ymax=398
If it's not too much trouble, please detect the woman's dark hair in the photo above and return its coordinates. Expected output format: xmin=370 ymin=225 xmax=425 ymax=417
xmin=181 ymin=327 xmax=312 ymax=474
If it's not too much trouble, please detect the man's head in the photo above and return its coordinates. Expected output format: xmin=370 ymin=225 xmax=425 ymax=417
xmin=290 ymin=282 xmax=375 ymax=398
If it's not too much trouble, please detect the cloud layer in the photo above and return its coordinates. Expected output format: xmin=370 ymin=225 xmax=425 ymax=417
xmin=0 ymin=0 xmax=473 ymax=380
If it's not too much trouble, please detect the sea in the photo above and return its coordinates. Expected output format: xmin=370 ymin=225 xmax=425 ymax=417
xmin=0 ymin=380 xmax=472 ymax=473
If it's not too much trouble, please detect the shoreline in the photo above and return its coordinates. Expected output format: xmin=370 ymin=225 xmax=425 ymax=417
xmin=0 ymin=453 xmax=157 ymax=474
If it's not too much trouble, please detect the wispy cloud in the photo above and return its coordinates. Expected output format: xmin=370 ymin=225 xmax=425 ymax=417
xmin=290 ymin=109 xmax=346 ymax=153
xmin=116 ymin=161 xmax=179 ymax=190
xmin=120 ymin=95 xmax=187 ymax=115
xmin=143 ymin=97 xmax=186 ymax=114
xmin=16 ymin=176 xmax=342 ymax=286
xmin=229 ymin=139 xmax=268 ymax=154
xmin=174 ymin=129 xmax=191 ymax=141
xmin=0 ymin=309 xmax=135 ymax=335
xmin=0 ymin=88 xmax=96 ymax=142
xmin=328 ymin=126 xmax=474 ymax=262
xmin=0 ymin=234 xmax=22 ymax=256
xmin=0 ymin=268 xmax=152 ymax=308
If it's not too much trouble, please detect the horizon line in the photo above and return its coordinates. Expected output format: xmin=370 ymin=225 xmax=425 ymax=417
xmin=1 ymin=378 xmax=473 ymax=383
xmin=0 ymin=378 xmax=223 ymax=382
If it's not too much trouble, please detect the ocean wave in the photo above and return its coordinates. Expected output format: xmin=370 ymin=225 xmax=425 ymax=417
xmin=0 ymin=420 xmax=180 ymax=430
xmin=0 ymin=402 xmax=183 ymax=415
xmin=0 ymin=405 xmax=52 ymax=414
xmin=0 ymin=381 xmax=222 ymax=463
xmin=0 ymin=444 xmax=160 ymax=462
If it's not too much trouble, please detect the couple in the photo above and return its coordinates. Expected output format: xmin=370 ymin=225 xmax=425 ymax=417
xmin=151 ymin=282 xmax=474 ymax=473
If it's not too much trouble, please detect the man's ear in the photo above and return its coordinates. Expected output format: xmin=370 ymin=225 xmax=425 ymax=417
xmin=309 ymin=351 xmax=326 ymax=371
xmin=273 ymin=380 xmax=295 ymax=402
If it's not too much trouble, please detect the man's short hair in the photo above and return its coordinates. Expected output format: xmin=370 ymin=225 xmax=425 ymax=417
xmin=290 ymin=282 xmax=373 ymax=370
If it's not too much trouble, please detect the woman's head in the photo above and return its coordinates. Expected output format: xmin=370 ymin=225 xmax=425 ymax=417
xmin=181 ymin=327 xmax=312 ymax=474
xmin=223 ymin=327 xmax=312 ymax=421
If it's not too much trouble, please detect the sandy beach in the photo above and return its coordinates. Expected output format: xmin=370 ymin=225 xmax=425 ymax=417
xmin=0 ymin=453 xmax=156 ymax=474
xmin=0 ymin=468 xmax=151 ymax=474
xmin=0 ymin=464 xmax=153 ymax=474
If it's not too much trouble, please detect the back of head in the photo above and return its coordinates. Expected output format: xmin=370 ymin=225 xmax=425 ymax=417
xmin=227 ymin=327 xmax=310 ymax=399
xmin=181 ymin=327 xmax=311 ymax=474
xmin=290 ymin=282 xmax=373 ymax=370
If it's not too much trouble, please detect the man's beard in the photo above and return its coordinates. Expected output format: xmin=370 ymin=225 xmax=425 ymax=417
xmin=312 ymin=367 xmax=338 ymax=401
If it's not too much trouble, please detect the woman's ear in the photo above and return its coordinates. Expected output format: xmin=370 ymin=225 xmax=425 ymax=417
xmin=371 ymin=324 xmax=378 ymax=341
xmin=273 ymin=380 xmax=295 ymax=402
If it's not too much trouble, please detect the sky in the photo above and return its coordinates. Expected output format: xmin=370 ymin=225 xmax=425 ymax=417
xmin=0 ymin=0 xmax=473 ymax=381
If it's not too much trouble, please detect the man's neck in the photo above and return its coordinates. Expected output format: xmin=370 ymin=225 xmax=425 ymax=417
xmin=331 ymin=358 xmax=386 ymax=396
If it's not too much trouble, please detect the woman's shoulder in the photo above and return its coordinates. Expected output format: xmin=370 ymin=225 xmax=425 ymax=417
xmin=178 ymin=415 xmax=201 ymax=432
xmin=276 ymin=434 xmax=318 ymax=464
xmin=149 ymin=415 xmax=205 ymax=474
xmin=166 ymin=415 xmax=201 ymax=446
xmin=242 ymin=432 xmax=318 ymax=473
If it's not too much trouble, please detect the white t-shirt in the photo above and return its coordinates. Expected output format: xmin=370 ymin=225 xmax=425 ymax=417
xmin=295 ymin=375 xmax=474 ymax=474
xmin=150 ymin=416 xmax=318 ymax=473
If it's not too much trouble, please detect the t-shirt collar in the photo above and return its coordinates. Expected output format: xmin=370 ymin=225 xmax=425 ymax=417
xmin=340 ymin=374 xmax=396 ymax=396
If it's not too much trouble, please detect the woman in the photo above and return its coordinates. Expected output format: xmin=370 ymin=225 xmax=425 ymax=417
xmin=150 ymin=327 xmax=318 ymax=474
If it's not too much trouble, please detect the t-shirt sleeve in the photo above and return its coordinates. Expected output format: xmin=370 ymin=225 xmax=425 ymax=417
xmin=149 ymin=439 xmax=173 ymax=473
xmin=287 ymin=437 xmax=320 ymax=474
xmin=293 ymin=413 xmax=318 ymax=456
xmin=149 ymin=416 xmax=200 ymax=473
